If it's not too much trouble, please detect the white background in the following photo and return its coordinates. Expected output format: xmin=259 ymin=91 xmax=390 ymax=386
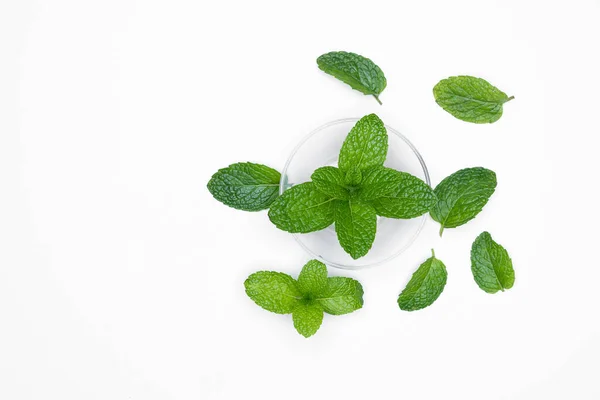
xmin=1 ymin=0 xmax=599 ymax=399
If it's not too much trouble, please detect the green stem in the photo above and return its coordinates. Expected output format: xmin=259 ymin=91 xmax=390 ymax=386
xmin=372 ymin=95 xmax=383 ymax=105
xmin=439 ymin=225 xmax=444 ymax=237
xmin=431 ymin=249 xmax=436 ymax=258
xmin=506 ymin=95 xmax=515 ymax=102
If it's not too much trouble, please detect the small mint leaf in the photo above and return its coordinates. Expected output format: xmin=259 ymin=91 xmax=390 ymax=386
xmin=471 ymin=232 xmax=515 ymax=293
xmin=297 ymin=260 xmax=328 ymax=297
xmin=311 ymin=166 xmax=349 ymax=200
xmin=207 ymin=162 xmax=280 ymax=211
xmin=398 ymin=249 xmax=447 ymax=311
xmin=344 ymin=167 xmax=363 ymax=186
xmin=318 ymin=277 xmax=364 ymax=315
xmin=292 ymin=302 xmax=324 ymax=338
xmin=338 ymin=114 xmax=388 ymax=173
xmin=334 ymin=199 xmax=377 ymax=259
xmin=268 ymin=182 xmax=335 ymax=233
xmin=244 ymin=271 xmax=302 ymax=314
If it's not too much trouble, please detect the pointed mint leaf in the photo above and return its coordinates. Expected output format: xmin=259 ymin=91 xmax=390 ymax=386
xmin=244 ymin=271 xmax=302 ymax=314
xmin=398 ymin=250 xmax=447 ymax=311
xmin=334 ymin=199 xmax=377 ymax=259
xmin=433 ymin=76 xmax=514 ymax=124
xmin=338 ymin=114 xmax=388 ymax=173
xmin=430 ymin=167 xmax=497 ymax=236
xmin=297 ymin=260 xmax=328 ymax=297
xmin=207 ymin=162 xmax=280 ymax=211
xmin=344 ymin=166 xmax=363 ymax=186
xmin=268 ymin=182 xmax=335 ymax=233
xmin=471 ymin=232 xmax=515 ymax=294
xmin=317 ymin=277 xmax=364 ymax=315
xmin=317 ymin=51 xmax=387 ymax=104
xmin=292 ymin=302 xmax=324 ymax=338
xmin=311 ymin=166 xmax=349 ymax=200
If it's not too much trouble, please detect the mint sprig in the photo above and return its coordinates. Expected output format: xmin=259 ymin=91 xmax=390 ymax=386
xmin=244 ymin=260 xmax=364 ymax=338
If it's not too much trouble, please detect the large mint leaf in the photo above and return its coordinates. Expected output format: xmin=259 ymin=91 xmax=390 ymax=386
xmin=317 ymin=277 xmax=364 ymax=315
xmin=317 ymin=51 xmax=387 ymax=104
xmin=433 ymin=76 xmax=514 ymax=123
xmin=268 ymin=182 xmax=335 ymax=233
xmin=292 ymin=302 xmax=324 ymax=338
xmin=365 ymin=170 xmax=437 ymax=219
xmin=311 ymin=166 xmax=349 ymax=200
xmin=430 ymin=167 xmax=497 ymax=236
xmin=338 ymin=114 xmax=388 ymax=173
xmin=244 ymin=271 xmax=302 ymax=314
xmin=398 ymin=250 xmax=447 ymax=311
xmin=207 ymin=162 xmax=280 ymax=211
xmin=334 ymin=199 xmax=377 ymax=260
xmin=471 ymin=232 xmax=515 ymax=293
xmin=297 ymin=259 xmax=328 ymax=297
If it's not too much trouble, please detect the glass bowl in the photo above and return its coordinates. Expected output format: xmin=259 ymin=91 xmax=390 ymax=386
xmin=280 ymin=118 xmax=430 ymax=270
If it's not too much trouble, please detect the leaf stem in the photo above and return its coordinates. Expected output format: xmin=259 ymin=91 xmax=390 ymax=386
xmin=439 ymin=225 xmax=444 ymax=237
xmin=431 ymin=249 xmax=436 ymax=258
xmin=506 ymin=95 xmax=515 ymax=102
xmin=372 ymin=95 xmax=383 ymax=105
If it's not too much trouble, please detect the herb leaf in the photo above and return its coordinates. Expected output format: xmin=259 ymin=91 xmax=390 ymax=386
xmin=338 ymin=114 xmax=388 ymax=173
xmin=471 ymin=232 xmax=515 ymax=293
xmin=433 ymin=76 xmax=514 ymax=123
xmin=398 ymin=249 xmax=447 ymax=311
xmin=334 ymin=199 xmax=377 ymax=260
xmin=357 ymin=166 xmax=404 ymax=201
xmin=311 ymin=166 xmax=349 ymax=200
xmin=317 ymin=277 xmax=364 ymax=315
xmin=244 ymin=260 xmax=364 ymax=337
xmin=317 ymin=51 xmax=387 ymax=104
xmin=430 ymin=167 xmax=497 ymax=235
xmin=207 ymin=162 xmax=280 ymax=211
xmin=268 ymin=182 xmax=335 ymax=233
xmin=244 ymin=271 xmax=302 ymax=314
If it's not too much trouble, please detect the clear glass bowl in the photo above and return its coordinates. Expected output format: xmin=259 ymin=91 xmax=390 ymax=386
xmin=280 ymin=118 xmax=430 ymax=270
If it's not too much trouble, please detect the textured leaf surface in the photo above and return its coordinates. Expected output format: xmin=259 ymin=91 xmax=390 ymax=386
xmin=317 ymin=277 xmax=364 ymax=315
xmin=297 ymin=260 xmax=328 ymax=297
xmin=433 ymin=76 xmax=513 ymax=123
xmin=368 ymin=172 xmax=436 ymax=219
xmin=317 ymin=51 xmax=387 ymax=104
xmin=430 ymin=167 xmax=497 ymax=235
xmin=357 ymin=166 xmax=404 ymax=201
xmin=244 ymin=272 xmax=302 ymax=314
xmin=292 ymin=302 xmax=324 ymax=338
xmin=334 ymin=199 xmax=377 ymax=259
xmin=398 ymin=250 xmax=447 ymax=311
xmin=207 ymin=162 xmax=280 ymax=211
xmin=471 ymin=232 xmax=515 ymax=293
xmin=268 ymin=182 xmax=335 ymax=233
xmin=338 ymin=114 xmax=388 ymax=173
xmin=311 ymin=167 xmax=349 ymax=200
xmin=344 ymin=167 xmax=363 ymax=186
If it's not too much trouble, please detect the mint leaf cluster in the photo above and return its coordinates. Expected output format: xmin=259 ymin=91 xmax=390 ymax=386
xmin=268 ymin=114 xmax=436 ymax=259
xmin=244 ymin=260 xmax=363 ymax=337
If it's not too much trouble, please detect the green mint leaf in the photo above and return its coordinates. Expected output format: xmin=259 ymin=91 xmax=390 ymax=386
xmin=311 ymin=166 xmax=349 ymax=200
xmin=244 ymin=260 xmax=363 ymax=337
xmin=244 ymin=271 xmax=302 ymax=314
xmin=207 ymin=162 xmax=281 ymax=211
xmin=344 ymin=166 xmax=363 ymax=186
xmin=334 ymin=199 xmax=377 ymax=259
xmin=292 ymin=302 xmax=324 ymax=338
xmin=430 ymin=167 xmax=497 ymax=236
xmin=317 ymin=276 xmax=364 ymax=315
xmin=268 ymin=182 xmax=335 ymax=233
xmin=338 ymin=114 xmax=388 ymax=173
xmin=398 ymin=249 xmax=447 ymax=311
xmin=471 ymin=232 xmax=515 ymax=293
xmin=317 ymin=51 xmax=387 ymax=104
xmin=433 ymin=76 xmax=514 ymax=124
xmin=360 ymin=167 xmax=436 ymax=218
xmin=297 ymin=259 xmax=328 ymax=297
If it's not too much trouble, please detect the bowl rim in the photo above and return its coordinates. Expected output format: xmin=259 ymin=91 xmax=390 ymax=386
xmin=279 ymin=118 xmax=431 ymax=270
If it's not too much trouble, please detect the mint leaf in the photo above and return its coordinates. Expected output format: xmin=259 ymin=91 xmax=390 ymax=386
xmin=297 ymin=259 xmax=328 ymax=296
xmin=292 ymin=302 xmax=324 ymax=338
xmin=244 ymin=271 xmax=302 ymax=314
xmin=207 ymin=162 xmax=280 ymax=211
xmin=311 ymin=166 xmax=349 ymax=200
xmin=338 ymin=114 xmax=388 ymax=173
xmin=317 ymin=276 xmax=364 ymax=315
xmin=344 ymin=167 xmax=363 ymax=186
xmin=471 ymin=232 xmax=515 ymax=293
xmin=317 ymin=51 xmax=387 ymax=104
xmin=334 ymin=199 xmax=377 ymax=259
xmin=433 ymin=76 xmax=514 ymax=124
xmin=268 ymin=182 xmax=335 ymax=233
xmin=430 ymin=167 xmax=497 ymax=236
xmin=366 ymin=170 xmax=437 ymax=219
xmin=398 ymin=249 xmax=447 ymax=311
xmin=244 ymin=260 xmax=364 ymax=337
